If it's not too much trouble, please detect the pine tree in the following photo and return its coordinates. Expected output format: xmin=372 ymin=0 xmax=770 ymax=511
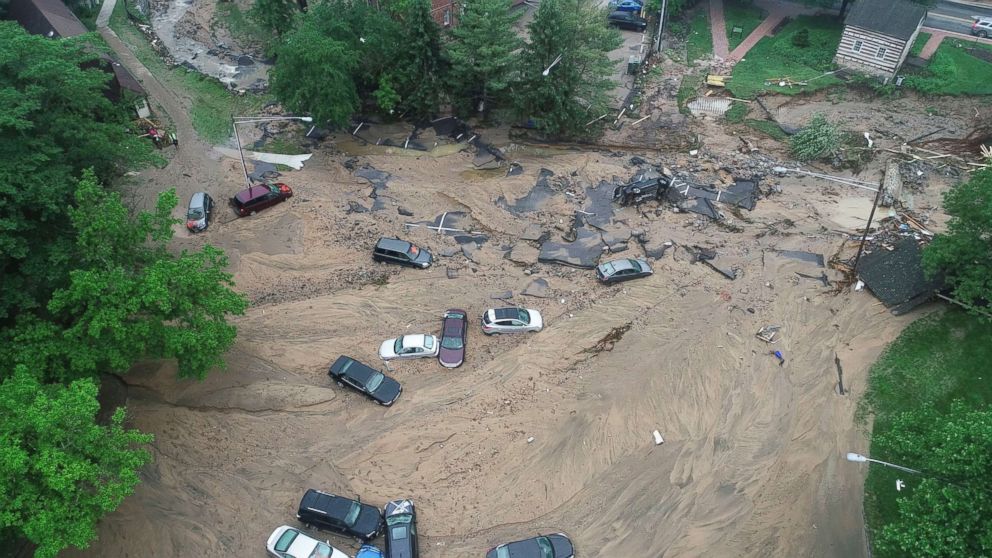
xmin=447 ymin=0 xmax=523 ymax=116
xmin=391 ymin=0 xmax=448 ymax=119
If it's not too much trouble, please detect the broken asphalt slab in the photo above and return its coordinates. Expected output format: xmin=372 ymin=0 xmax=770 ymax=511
xmin=522 ymin=278 xmax=551 ymax=298
xmin=497 ymin=169 xmax=557 ymax=214
xmin=538 ymin=226 xmax=603 ymax=269
xmin=858 ymin=238 xmax=943 ymax=309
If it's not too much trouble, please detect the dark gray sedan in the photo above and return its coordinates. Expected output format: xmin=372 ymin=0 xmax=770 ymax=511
xmin=596 ymin=257 xmax=653 ymax=284
xmin=486 ymin=533 xmax=574 ymax=558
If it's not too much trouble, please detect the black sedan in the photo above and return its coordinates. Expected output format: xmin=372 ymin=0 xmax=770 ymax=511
xmin=297 ymin=489 xmax=383 ymax=541
xmin=607 ymin=10 xmax=647 ymax=32
xmin=329 ymin=356 xmax=402 ymax=406
xmin=384 ymin=499 xmax=419 ymax=558
xmin=438 ymin=309 xmax=467 ymax=368
xmin=486 ymin=533 xmax=574 ymax=558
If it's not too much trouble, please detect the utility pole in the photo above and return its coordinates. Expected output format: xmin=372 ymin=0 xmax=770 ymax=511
xmin=852 ymin=181 xmax=884 ymax=272
xmin=654 ymin=0 xmax=668 ymax=55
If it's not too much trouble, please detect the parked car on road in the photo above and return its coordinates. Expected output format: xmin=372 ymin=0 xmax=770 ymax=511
xmin=266 ymin=525 xmax=349 ymax=558
xmin=608 ymin=0 xmax=643 ymax=12
xmin=384 ymin=499 xmax=419 ymax=558
xmin=972 ymin=17 xmax=992 ymax=38
xmin=379 ymin=334 xmax=439 ymax=360
xmin=186 ymin=192 xmax=214 ymax=232
xmin=438 ymin=309 xmax=468 ymax=368
xmin=328 ymin=356 xmax=402 ymax=406
xmin=230 ymin=182 xmax=293 ymax=216
xmin=297 ymin=489 xmax=383 ymax=541
xmin=607 ymin=10 xmax=647 ymax=32
xmin=596 ymin=258 xmax=654 ymax=284
xmin=373 ymin=238 xmax=433 ymax=268
xmin=481 ymin=308 xmax=543 ymax=335
xmin=486 ymin=533 xmax=574 ymax=558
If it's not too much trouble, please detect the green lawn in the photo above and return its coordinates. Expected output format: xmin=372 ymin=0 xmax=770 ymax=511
xmin=728 ymin=16 xmax=844 ymax=99
xmin=109 ymin=0 xmax=269 ymax=143
xmin=686 ymin=10 xmax=713 ymax=63
xmin=909 ymin=31 xmax=931 ymax=57
xmin=903 ymin=42 xmax=992 ymax=96
xmin=723 ymin=0 xmax=766 ymax=51
xmin=744 ymin=118 xmax=788 ymax=140
xmin=861 ymin=309 xmax=992 ymax=558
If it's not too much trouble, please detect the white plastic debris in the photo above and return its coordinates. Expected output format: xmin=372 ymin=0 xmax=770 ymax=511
xmin=653 ymin=430 xmax=664 ymax=445
xmin=689 ymin=149 xmax=698 ymax=156
xmin=863 ymin=132 xmax=873 ymax=148
xmin=527 ymin=436 xmax=535 ymax=443
xmin=896 ymin=479 xmax=905 ymax=491
xmin=855 ymin=280 xmax=865 ymax=291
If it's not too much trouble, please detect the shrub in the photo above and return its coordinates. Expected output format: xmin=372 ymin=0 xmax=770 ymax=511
xmin=790 ymin=114 xmax=841 ymax=161
xmin=724 ymin=101 xmax=747 ymax=123
xmin=791 ymin=28 xmax=810 ymax=48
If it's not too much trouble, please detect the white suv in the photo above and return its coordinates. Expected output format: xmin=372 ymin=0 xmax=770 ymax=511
xmin=973 ymin=17 xmax=992 ymax=38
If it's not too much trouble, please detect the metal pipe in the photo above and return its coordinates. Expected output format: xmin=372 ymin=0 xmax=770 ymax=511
xmin=852 ymin=182 xmax=884 ymax=272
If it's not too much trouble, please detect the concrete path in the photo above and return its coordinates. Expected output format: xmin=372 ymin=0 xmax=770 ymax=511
xmin=709 ymin=0 xmax=730 ymax=59
xmin=727 ymin=12 xmax=787 ymax=61
xmin=919 ymin=26 xmax=992 ymax=59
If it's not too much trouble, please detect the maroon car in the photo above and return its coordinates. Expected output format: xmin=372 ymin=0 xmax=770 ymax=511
xmin=230 ymin=182 xmax=293 ymax=216
xmin=438 ymin=309 xmax=467 ymax=368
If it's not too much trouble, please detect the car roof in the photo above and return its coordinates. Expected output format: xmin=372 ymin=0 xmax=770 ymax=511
xmin=235 ymin=185 xmax=271 ymax=203
xmin=609 ymin=258 xmax=637 ymax=271
xmin=376 ymin=237 xmax=412 ymax=251
xmin=301 ymin=489 xmax=351 ymax=517
xmin=330 ymin=356 xmax=378 ymax=382
xmin=400 ymin=334 xmax=427 ymax=347
xmin=493 ymin=308 xmax=523 ymax=320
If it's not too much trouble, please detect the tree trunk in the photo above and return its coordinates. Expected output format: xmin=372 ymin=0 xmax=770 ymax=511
xmin=839 ymin=0 xmax=851 ymax=18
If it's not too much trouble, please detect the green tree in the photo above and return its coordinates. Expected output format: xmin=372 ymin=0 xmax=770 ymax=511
xmin=0 ymin=367 xmax=153 ymax=558
xmin=790 ymin=113 xmax=841 ymax=161
xmin=870 ymin=401 xmax=992 ymax=557
xmin=1 ymin=171 xmax=247 ymax=382
xmin=0 ymin=22 xmax=154 ymax=322
xmin=249 ymin=0 xmax=301 ymax=39
xmin=390 ymin=0 xmax=448 ymax=119
xmin=270 ymin=14 xmax=359 ymax=127
xmin=447 ymin=0 xmax=523 ymax=116
xmin=515 ymin=0 xmax=622 ymax=139
xmin=923 ymin=168 xmax=992 ymax=317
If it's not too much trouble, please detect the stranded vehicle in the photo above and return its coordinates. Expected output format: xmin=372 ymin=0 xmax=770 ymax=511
xmin=438 ymin=309 xmax=468 ymax=368
xmin=596 ymin=258 xmax=654 ymax=284
xmin=296 ymin=489 xmax=383 ymax=541
xmin=328 ymin=356 xmax=402 ymax=406
xmin=266 ymin=525 xmax=349 ymax=558
xmin=372 ymin=237 xmax=433 ymax=269
xmin=481 ymin=308 xmax=544 ymax=335
xmin=383 ymin=499 xmax=419 ymax=558
xmin=230 ymin=182 xmax=293 ymax=217
xmin=186 ymin=192 xmax=214 ymax=232
xmin=486 ymin=533 xmax=574 ymax=558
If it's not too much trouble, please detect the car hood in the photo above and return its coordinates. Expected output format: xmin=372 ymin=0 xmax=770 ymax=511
xmin=412 ymin=248 xmax=433 ymax=266
xmin=528 ymin=310 xmax=544 ymax=330
xmin=354 ymin=506 xmax=383 ymax=538
xmin=186 ymin=217 xmax=207 ymax=231
xmin=371 ymin=376 xmax=402 ymax=405
xmin=548 ymin=534 xmax=574 ymax=558
xmin=438 ymin=346 xmax=464 ymax=367
xmin=379 ymin=339 xmax=398 ymax=359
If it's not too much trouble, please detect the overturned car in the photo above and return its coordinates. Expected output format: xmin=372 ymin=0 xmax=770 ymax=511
xmin=613 ymin=167 xmax=674 ymax=206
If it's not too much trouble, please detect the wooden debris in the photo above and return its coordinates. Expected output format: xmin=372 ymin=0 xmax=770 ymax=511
xmin=706 ymin=75 xmax=732 ymax=87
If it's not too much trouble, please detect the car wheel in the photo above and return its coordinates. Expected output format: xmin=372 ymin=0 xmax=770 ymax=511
xmin=982 ymin=31 xmax=989 ymax=38
xmin=249 ymin=210 xmax=257 ymax=216
xmin=336 ymin=381 xmax=344 ymax=387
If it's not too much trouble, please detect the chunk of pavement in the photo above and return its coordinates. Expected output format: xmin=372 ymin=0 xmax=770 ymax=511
xmin=440 ymin=247 xmax=460 ymax=257
xmin=491 ymin=291 xmax=513 ymax=300
xmin=461 ymin=243 xmax=479 ymax=262
xmin=446 ymin=268 xmax=458 ymax=279
xmin=538 ymin=226 xmax=603 ymax=269
xmin=703 ymin=257 xmax=738 ymax=280
xmin=639 ymin=237 xmax=673 ymax=260
xmin=397 ymin=206 xmax=414 ymax=217
xmin=506 ymin=162 xmax=524 ymax=176
xmin=605 ymin=242 xmax=628 ymax=254
xmin=602 ymin=230 xmax=632 ymax=252
xmin=347 ymin=201 xmax=370 ymax=214
xmin=520 ymin=223 xmax=544 ymax=241
xmin=522 ymin=278 xmax=551 ymax=298
xmin=629 ymin=156 xmax=648 ymax=166
xmin=508 ymin=244 xmax=539 ymax=265
xmin=776 ymin=250 xmax=825 ymax=267
xmin=473 ymin=150 xmax=499 ymax=169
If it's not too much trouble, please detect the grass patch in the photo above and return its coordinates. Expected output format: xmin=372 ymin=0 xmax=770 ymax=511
xmin=686 ymin=10 xmax=713 ymax=63
xmin=724 ymin=100 xmax=748 ymax=123
xmin=108 ymin=0 xmax=270 ymax=144
xmin=70 ymin=3 xmax=101 ymax=31
xmin=261 ymin=137 xmax=308 ymax=155
xmin=909 ymin=31 xmax=931 ymax=57
xmin=677 ymin=75 xmax=701 ymax=114
xmin=214 ymin=3 xmax=265 ymax=49
xmin=903 ymin=41 xmax=992 ymax=96
xmin=728 ymin=16 xmax=844 ymax=99
xmin=860 ymin=309 xmax=992 ymax=557
xmin=744 ymin=118 xmax=788 ymax=141
xmin=724 ymin=0 xmax=766 ymax=51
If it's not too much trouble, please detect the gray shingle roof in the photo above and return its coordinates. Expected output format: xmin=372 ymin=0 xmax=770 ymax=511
xmin=844 ymin=0 xmax=927 ymax=41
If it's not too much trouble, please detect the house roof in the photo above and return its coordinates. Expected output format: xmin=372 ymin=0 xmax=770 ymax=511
xmin=8 ymin=0 xmax=88 ymax=38
xmin=844 ymin=0 xmax=927 ymax=41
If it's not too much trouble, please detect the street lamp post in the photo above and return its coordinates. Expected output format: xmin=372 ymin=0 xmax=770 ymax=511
xmin=231 ymin=115 xmax=313 ymax=189
xmin=542 ymin=53 xmax=563 ymax=77
xmin=845 ymin=452 xmax=922 ymax=474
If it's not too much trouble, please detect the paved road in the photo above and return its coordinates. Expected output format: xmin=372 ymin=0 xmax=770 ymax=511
xmin=926 ymin=0 xmax=992 ymax=35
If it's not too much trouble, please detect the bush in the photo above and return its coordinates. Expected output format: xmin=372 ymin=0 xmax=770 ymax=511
xmin=724 ymin=101 xmax=747 ymax=123
xmin=791 ymin=28 xmax=810 ymax=48
xmin=790 ymin=114 xmax=841 ymax=161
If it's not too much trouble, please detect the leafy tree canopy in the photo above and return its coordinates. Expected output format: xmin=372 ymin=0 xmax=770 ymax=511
xmin=0 ymin=171 xmax=247 ymax=383
xmin=249 ymin=0 xmax=301 ymax=39
xmin=872 ymin=401 xmax=992 ymax=557
xmin=447 ymin=0 xmax=523 ymax=117
xmin=0 ymin=22 xmax=154 ymax=323
xmin=515 ymin=0 xmax=622 ymax=138
xmin=923 ymin=168 xmax=992 ymax=318
xmin=0 ymin=367 xmax=152 ymax=558
xmin=389 ymin=0 xmax=448 ymax=119
xmin=790 ymin=113 xmax=841 ymax=162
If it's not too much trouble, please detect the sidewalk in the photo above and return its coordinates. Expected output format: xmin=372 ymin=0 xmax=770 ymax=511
xmin=709 ymin=0 xmax=826 ymax=64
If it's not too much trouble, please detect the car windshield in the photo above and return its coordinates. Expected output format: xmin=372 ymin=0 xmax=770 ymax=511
xmin=344 ymin=501 xmax=362 ymax=526
xmin=367 ymin=372 xmax=385 ymax=392
xmin=309 ymin=542 xmax=333 ymax=558
xmin=267 ymin=184 xmax=281 ymax=194
xmin=393 ymin=338 xmax=404 ymax=354
xmin=600 ymin=262 xmax=615 ymax=274
xmin=386 ymin=514 xmax=412 ymax=526
xmin=441 ymin=336 xmax=463 ymax=349
xmin=274 ymin=530 xmax=298 ymax=552
xmin=390 ymin=525 xmax=409 ymax=540
xmin=517 ymin=309 xmax=530 ymax=323
xmin=187 ymin=208 xmax=204 ymax=220
xmin=424 ymin=336 xmax=433 ymax=349
xmin=496 ymin=547 xmax=510 ymax=558
xmin=629 ymin=260 xmax=641 ymax=272
xmin=536 ymin=537 xmax=554 ymax=558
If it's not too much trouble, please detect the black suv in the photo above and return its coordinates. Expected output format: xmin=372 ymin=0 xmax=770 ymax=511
xmin=373 ymin=238 xmax=433 ymax=268
xmin=297 ymin=489 xmax=384 ymax=541
xmin=384 ymin=499 xmax=419 ymax=558
xmin=329 ymin=356 xmax=402 ymax=406
xmin=607 ymin=11 xmax=647 ymax=32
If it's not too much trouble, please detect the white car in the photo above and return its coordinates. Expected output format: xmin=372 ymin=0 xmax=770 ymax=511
xmin=379 ymin=334 xmax=440 ymax=360
xmin=267 ymin=526 xmax=349 ymax=558
xmin=481 ymin=308 xmax=544 ymax=335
